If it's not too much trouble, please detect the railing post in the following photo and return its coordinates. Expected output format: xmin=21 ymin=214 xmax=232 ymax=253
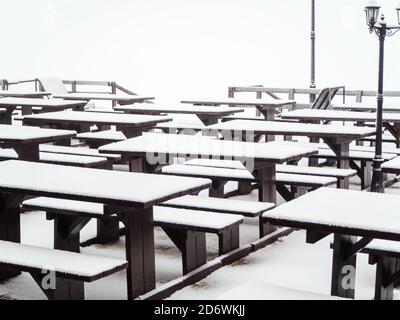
xmin=111 ymin=82 xmax=117 ymax=108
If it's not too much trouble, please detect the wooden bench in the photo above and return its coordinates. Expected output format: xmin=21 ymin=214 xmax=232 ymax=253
xmin=22 ymin=197 xmax=243 ymax=275
xmin=160 ymin=163 xmax=337 ymax=201
xmin=382 ymin=156 xmax=400 ymax=174
xmin=76 ymin=130 xmax=127 ymax=148
xmin=0 ymin=240 xmax=127 ymax=300
xmin=0 ymin=148 xmax=109 ymax=168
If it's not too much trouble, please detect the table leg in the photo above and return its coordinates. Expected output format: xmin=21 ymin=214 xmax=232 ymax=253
xmin=0 ymin=109 xmax=13 ymax=125
xmin=21 ymin=106 xmax=33 ymax=116
xmin=331 ymin=234 xmax=357 ymax=299
xmin=0 ymin=193 xmax=23 ymax=281
xmin=325 ymin=140 xmax=350 ymax=189
xmin=123 ymin=207 xmax=156 ymax=299
xmin=199 ymin=116 xmax=218 ymax=126
xmin=373 ymin=255 xmax=399 ymax=300
xmin=14 ymin=143 xmax=40 ymax=162
xmin=259 ymin=108 xmax=275 ymax=142
xmin=255 ymin=165 xmax=277 ymax=237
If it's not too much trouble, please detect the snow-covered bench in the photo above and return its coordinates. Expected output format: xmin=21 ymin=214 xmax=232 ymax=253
xmin=382 ymin=156 xmax=400 ymax=174
xmin=161 ymin=163 xmax=338 ymax=201
xmin=0 ymin=148 xmax=109 ymax=169
xmin=0 ymin=240 xmax=127 ymax=300
xmin=76 ymin=130 xmax=127 ymax=148
xmin=22 ymin=197 xmax=243 ymax=275
xmin=39 ymin=144 xmax=122 ymax=169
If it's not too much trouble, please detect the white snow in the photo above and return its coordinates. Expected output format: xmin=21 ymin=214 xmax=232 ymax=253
xmin=99 ymin=133 xmax=318 ymax=162
xmin=163 ymin=195 xmax=275 ymax=215
xmin=115 ymin=103 xmax=244 ymax=115
xmin=281 ymin=109 xmax=400 ymax=122
xmin=54 ymin=93 xmax=154 ymax=102
xmin=263 ymin=187 xmax=400 ymax=236
xmin=333 ymin=103 xmax=400 ymax=112
xmin=0 ymin=124 xmax=76 ymax=141
xmin=316 ymin=148 xmax=396 ymax=161
xmin=77 ymin=130 xmax=127 ymax=141
xmin=39 ymin=152 xmax=107 ymax=165
xmin=218 ymin=281 xmax=347 ymax=300
xmin=154 ymin=206 xmax=243 ymax=230
xmin=0 ymin=160 xmax=211 ymax=206
xmin=382 ymin=156 xmax=400 ymax=171
xmin=185 ymin=158 xmax=247 ymax=170
xmin=23 ymin=197 xmax=104 ymax=215
xmin=22 ymin=110 xmax=172 ymax=126
xmin=37 ymin=77 xmax=69 ymax=95
xmin=207 ymin=120 xmax=377 ymax=137
xmin=276 ymin=164 xmax=356 ymax=178
xmin=181 ymin=97 xmax=295 ymax=107
xmin=0 ymin=97 xmax=87 ymax=107
xmin=39 ymin=144 xmax=121 ymax=160
xmin=0 ymin=240 xmax=127 ymax=278
xmin=0 ymin=91 xmax=50 ymax=98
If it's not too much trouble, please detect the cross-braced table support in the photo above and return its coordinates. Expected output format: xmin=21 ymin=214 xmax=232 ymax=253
xmin=323 ymin=138 xmax=350 ymax=189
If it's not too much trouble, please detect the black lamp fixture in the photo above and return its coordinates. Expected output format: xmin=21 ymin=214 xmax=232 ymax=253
xmin=364 ymin=1 xmax=400 ymax=193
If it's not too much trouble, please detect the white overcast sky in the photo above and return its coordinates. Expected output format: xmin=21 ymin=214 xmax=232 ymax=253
xmin=2 ymin=0 xmax=400 ymax=101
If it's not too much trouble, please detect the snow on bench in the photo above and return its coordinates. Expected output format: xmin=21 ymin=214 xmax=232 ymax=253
xmin=76 ymin=130 xmax=127 ymax=142
xmin=155 ymin=122 xmax=205 ymax=131
xmin=382 ymin=156 xmax=400 ymax=174
xmin=360 ymin=133 xmax=397 ymax=143
xmin=184 ymin=158 xmax=356 ymax=179
xmin=39 ymin=144 xmax=122 ymax=162
xmin=218 ymin=282 xmax=347 ymax=300
xmin=0 ymin=148 xmax=108 ymax=168
xmin=0 ymin=240 xmax=127 ymax=281
xmin=314 ymin=148 xmax=396 ymax=161
xmin=160 ymin=195 xmax=275 ymax=217
xmin=162 ymin=164 xmax=337 ymax=187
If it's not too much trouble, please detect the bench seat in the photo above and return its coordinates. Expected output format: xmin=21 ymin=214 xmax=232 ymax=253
xmin=161 ymin=164 xmax=337 ymax=187
xmin=0 ymin=148 xmax=108 ymax=168
xmin=160 ymin=195 xmax=275 ymax=217
xmin=312 ymin=148 xmax=396 ymax=162
xmin=155 ymin=122 xmax=205 ymax=132
xmin=77 ymin=130 xmax=127 ymax=148
xmin=382 ymin=156 xmax=400 ymax=174
xmin=0 ymin=239 xmax=127 ymax=300
xmin=22 ymin=197 xmax=243 ymax=274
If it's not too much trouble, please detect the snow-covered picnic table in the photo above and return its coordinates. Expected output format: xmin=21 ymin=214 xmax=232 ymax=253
xmin=99 ymin=132 xmax=318 ymax=205
xmin=207 ymin=119 xmax=376 ymax=188
xmin=262 ymin=187 xmax=400 ymax=300
xmin=181 ymin=97 xmax=296 ymax=120
xmin=22 ymin=110 xmax=172 ymax=138
xmin=0 ymin=97 xmax=88 ymax=124
xmin=54 ymin=92 xmax=154 ymax=105
xmin=0 ymin=160 xmax=211 ymax=299
xmin=0 ymin=124 xmax=76 ymax=161
xmin=114 ymin=103 xmax=245 ymax=125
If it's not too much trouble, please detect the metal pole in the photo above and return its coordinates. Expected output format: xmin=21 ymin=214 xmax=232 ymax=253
xmin=310 ymin=0 xmax=316 ymax=103
xmin=371 ymin=23 xmax=386 ymax=193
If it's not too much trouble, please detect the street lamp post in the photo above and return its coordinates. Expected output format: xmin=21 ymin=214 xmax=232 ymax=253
xmin=310 ymin=0 xmax=316 ymax=103
xmin=365 ymin=1 xmax=400 ymax=193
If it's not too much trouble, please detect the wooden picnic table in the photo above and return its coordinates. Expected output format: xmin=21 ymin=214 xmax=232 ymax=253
xmin=114 ymin=103 xmax=244 ymax=126
xmin=54 ymin=93 xmax=155 ymax=105
xmin=0 ymin=90 xmax=51 ymax=99
xmin=0 ymin=125 xmax=76 ymax=161
xmin=262 ymin=187 xmax=400 ymax=299
xmin=181 ymin=97 xmax=296 ymax=121
xmin=281 ymin=109 xmax=400 ymax=147
xmin=206 ymin=120 xmax=376 ymax=188
xmin=0 ymin=98 xmax=88 ymax=124
xmin=0 ymin=160 xmax=210 ymax=299
xmin=22 ymin=110 xmax=172 ymax=139
xmin=99 ymin=132 xmax=317 ymax=235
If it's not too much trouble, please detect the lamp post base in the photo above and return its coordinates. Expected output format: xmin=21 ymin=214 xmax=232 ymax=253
xmin=370 ymin=159 xmax=385 ymax=193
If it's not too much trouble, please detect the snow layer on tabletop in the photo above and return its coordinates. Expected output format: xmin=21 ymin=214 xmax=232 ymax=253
xmin=162 ymin=164 xmax=254 ymax=180
xmin=99 ymin=132 xmax=318 ymax=162
xmin=23 ymin=110 xmax=171 ymax=125
xmin=0 ymin=160 xmax=210 ymax=205
xmin=207 ymin=120 xmax=376 ymax=136
xmin=77 ymin=129 xmax=127 ymax=141
xmin=281 ymin=109 xmax=400 ymax=121
xmin=0 ymin=124 xmax=75 ymax=140
xmin=263 ymin=187 xmax=400 ymax=235
xmin=276 ymin=164 xmax=356 ymax=177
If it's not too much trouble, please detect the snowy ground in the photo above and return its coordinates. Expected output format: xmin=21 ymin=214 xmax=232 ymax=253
xmin=1 ymin=112 xmax=399 ymax=300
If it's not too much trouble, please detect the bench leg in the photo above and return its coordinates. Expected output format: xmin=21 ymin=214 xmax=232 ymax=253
xmin=238 ymin=181 xmax=252 ymax=196
xmin=31 ymin=272 xmax=84 ymax=300
xmin=256 ymin=166 xmax=277 ymax=237
xmin=96 ymin=220 xmax=120 ymax=244
xmin=219 ymin=226 xmax=240 ymax=255
xmin=360 ymin=161 xmax=372 ymax=190
xmin=290 ymin=186 xmax=307 ymax=199
xmin=209 ymin=180 xmax=226 ymax=198
xmin=371 ymin=256 xmax=400 ymax=300
xmin=331 ymin=234 xmax=357 ymax=299
xmin=0 ymin=193 xmax=23 ymax=281
xmin=53 ymin=214 xmax=90 ymax=252
xmin=163 ymin=228 xmax=207 ymax=275
xmin=123 ymin=208 xmax=156 ymax=299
